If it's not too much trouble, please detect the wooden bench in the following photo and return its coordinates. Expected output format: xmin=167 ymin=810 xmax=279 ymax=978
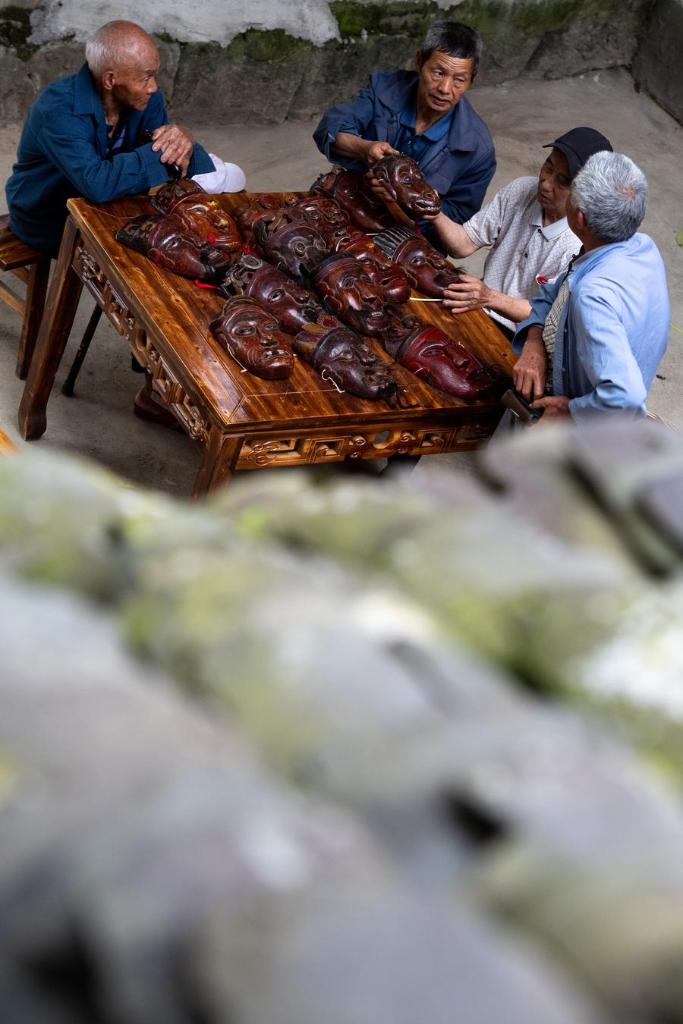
xmin=0 ymin=214 xmax=51 ymax=379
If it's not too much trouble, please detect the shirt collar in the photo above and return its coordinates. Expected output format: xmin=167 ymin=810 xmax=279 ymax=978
xmin=399 ymin=88 xmax=454 ymax=141
xmin=73 ymin=63 xmax=105 ymax=120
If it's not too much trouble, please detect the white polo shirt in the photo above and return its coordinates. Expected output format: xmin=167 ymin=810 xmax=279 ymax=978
xmin=462 ymin=175 xmax=581 ymax=331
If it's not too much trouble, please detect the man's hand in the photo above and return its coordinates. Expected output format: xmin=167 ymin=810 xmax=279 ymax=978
xmin=151 ymin=124 xmax=195 ymax=177
xmin=512 ymin=330 xmax=547 ymax=401
xmin=365 ymin=140 xmax=399 ymax=165
xmin=531 ymin=395 xmax=570 ymax=420
xmin=442 ymin=274 xmax=492 ymax=313
xmin=364 ymin=142 xmax=401 ymax=203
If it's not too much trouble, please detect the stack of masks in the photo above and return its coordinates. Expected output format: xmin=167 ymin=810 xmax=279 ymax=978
xmin=115 ymin=163 xmax=500 ymax=403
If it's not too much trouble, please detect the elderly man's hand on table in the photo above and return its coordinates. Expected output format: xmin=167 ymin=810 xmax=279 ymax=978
xmin=512 ymin=328 xmax=547 ymax=401
xmin=151 ymin=124 xmax=195 ymax=177
xmin=442 ymin=273 xmax=493 ymax=314
xmin=531 ymin=395 xmax=571 ymax=420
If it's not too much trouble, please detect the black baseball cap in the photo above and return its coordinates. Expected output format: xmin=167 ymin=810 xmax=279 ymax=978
xmin=543 ymin=127 xmax=613 ymax=180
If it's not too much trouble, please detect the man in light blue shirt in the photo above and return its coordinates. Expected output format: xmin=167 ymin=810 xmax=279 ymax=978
xmin=512 ymin=151 xmax=669 ymax=420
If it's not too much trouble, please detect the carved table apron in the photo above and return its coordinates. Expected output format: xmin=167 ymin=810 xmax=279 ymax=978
xmin=18 ymin=193 xmax=515 ymax=495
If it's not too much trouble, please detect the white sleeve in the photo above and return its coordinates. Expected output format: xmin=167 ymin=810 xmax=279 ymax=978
xmin=461 ymin=178 xmax=523 ymax=249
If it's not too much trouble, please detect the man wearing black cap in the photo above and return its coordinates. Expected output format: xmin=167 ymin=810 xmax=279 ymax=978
xmin=428 ymin=126 xmax=612 ymax=336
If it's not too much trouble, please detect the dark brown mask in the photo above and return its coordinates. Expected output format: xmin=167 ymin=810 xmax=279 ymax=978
xmin=312 ymin=167 xmax=394 ymax=233
xmin=254 ymin=217 xmax=330 ymax=282
xmin=115 ymin=213 xmax=227 ymax=280
xmin=333 ymin=232 xmax=411 ymax=304
xmin=374 ymin=227 xmax=462 ymax=297
xmin=150 ymin=180 xmax=242 ymax=256
xmin=312 ymin=253 xmax=389 ymax=336
xmin=294 ymin=323 xmax=399 ymax=404
xmin=385 ymin=314 xmax=498 ymax=400
xmin=220 ymin=254 xmax=326 ymax=334
xmin=368 ymin=155 xmax=441 ymax=220
xmin=210 ymin=296 xmax=294 ymax=379
xmin=288 ymin=193 xmax=352 ymax=240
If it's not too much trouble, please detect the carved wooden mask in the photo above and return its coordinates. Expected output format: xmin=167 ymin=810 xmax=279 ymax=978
xmin=210 ymin=296 xmax=294 ymax=379
xmin=312 ymin=253 xmax=389 ymax=336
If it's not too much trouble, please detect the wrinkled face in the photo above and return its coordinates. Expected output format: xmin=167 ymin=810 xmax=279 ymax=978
xmin=401 ymin=326 xmax=495 ymax=399
xmin=373 ymin=156 xmax=441 ymax=219
xmin=257 ymin=220 xmax=329 ymax=280
xmin=314 ymin=257 xmax=388 ymax=335
xmin=211 ymin=299 xmax=294 ymax=379
xmin=249 ymin=265 xmax=324 ymax=333
xmin=317 ymin=329 xmax=397 ymax=399
xmin=415 ymin=50 xmax=474 ymax=120
xmin=395 ymin=236 xmax=460 ymax=296
xmin=537 ymin=148 xmax=572 ymax=223
xmin=108 ymin=38 xmax=160 ymax=111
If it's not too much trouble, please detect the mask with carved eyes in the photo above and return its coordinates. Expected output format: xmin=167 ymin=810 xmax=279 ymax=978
xmin=385 ymin=312 xmax=499 ymax=400
xmin=210 ymin=296 xmax=294 ymax=379
xmin=333 ymin=232 xmax=411 ymax=304
xmin=150 ymin=180 xmax=242 ymax=257
xmin=293 ymin=322 xmax=400 ymax=404
xmin=115 ymin=213 xmax=228 ymax=280
xmin=311 ymin=166 xmax=394 ymax=233
xmin=288 ymin=193 xmax=352 ymax=238
xmin=312 ymin=253 xmax=389 ymax=335
xmin=368 ymin=155 xmax=441 ymax=220
xmin=373 ymin=227 xmax=462 ymax=296
xmin=219 ymin=254 xmax=328 ymax=333
xmin=254 ymin=217 xmax=330 ymax=281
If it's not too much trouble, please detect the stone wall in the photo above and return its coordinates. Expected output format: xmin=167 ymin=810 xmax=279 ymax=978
xmin=4 ymin=419 xmax=683 ymax=1021
xmin=632 ymin=0 xmax=683 ymax=124
xmin=0 ymin=0 xmax=669 ymax=125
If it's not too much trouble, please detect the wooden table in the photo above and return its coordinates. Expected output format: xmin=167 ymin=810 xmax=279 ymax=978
xmin=18 ymin=192 xmax=515 ymax=495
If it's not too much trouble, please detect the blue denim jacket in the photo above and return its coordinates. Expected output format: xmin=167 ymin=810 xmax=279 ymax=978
xmin=313 ymin=69 xmax=496 ymax=226
xmin=6 ymin=64 xmax=213 ymax=255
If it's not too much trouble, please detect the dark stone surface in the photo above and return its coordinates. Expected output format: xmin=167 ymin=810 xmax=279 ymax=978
xmin=633 ymin=0 xmax=683 ymax=125
xmin=0 ymin=0 xmax=674 ymax=125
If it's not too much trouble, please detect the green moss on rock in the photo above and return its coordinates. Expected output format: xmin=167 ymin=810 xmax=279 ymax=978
xmin=331 ymin=1 xmax=438 ymax=40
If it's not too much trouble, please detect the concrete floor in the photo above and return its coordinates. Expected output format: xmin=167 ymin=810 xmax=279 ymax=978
xmin=0 ymin=67 xmax=681 ymax=494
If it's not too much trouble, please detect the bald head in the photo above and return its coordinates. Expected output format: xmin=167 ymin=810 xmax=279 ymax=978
xmin=85 ymin=20 xmax=158 ymax=79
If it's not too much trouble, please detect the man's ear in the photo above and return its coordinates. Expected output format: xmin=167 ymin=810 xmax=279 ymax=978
xmin=101 ymin=70 xmax=115 ymax=92
xmin=415 ymin=49 xmax=423 ymax=72
xmin=574 ymin=208 xmax=587 ymax=231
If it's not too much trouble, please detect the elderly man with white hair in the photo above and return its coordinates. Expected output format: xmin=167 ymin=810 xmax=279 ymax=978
xmin=6 ymin=20 xmax=245 ymax=257
xmin=511 ymin=150 xmax=669 ymax=420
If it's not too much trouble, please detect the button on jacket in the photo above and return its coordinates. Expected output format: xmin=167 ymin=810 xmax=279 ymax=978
xmin=314 ymin=69 xmax=496 ymax=227
xmin=6 ymin=63 xmax=213 ymax=255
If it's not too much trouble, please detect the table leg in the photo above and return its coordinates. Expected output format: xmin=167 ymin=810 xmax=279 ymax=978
xmin=18 ymin=218 xmax=83 ymax=440
xmin=16 ymin=256 xmax=51 ymax=380
xmin=193 ymin=429 xmax=244 ymax=496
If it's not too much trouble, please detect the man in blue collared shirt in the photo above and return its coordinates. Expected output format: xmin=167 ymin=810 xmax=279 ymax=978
xmin=6 ymin=20 xmax=214 ymax=256
xmin=512 ymin=151 xmax=669 ymax=420
xmin=313 ymin=20 xmax=495 ymax=240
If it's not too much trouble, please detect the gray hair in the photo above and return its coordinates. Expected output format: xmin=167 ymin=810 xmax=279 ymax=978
xmin=420 ymin=21 xmax=483 ymax=77
xmin=85 ymin=20 xmax=155 ymax=77
xmin=571 ymin=151 xmax=648 ymax=243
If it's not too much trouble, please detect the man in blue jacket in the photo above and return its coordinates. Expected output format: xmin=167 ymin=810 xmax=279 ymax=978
xmin=313 ymin=20 xmax=495 ymax=237
xmin=6 ymin=19 xmax=215 ymax=256
xmin=512 ymin=151 xmax=669 ymax=420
